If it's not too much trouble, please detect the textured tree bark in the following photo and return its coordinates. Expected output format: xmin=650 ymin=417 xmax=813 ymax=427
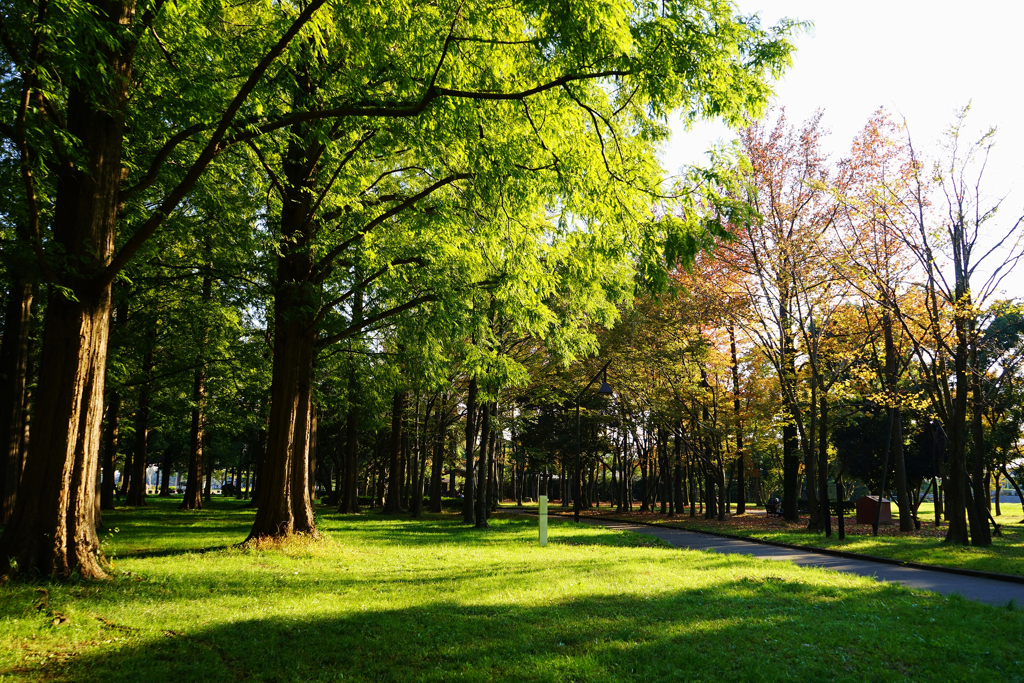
xmin=0 ymin=278 xmax=34 ymax=524
xmin=0 ymin=0 xmax=139 ymax=578
xmin=247 ymin=285 xmax=316 ymax=538
xmin=0 ymin=287 xmax=113 ymax=579
xmin=247 ymin=120 xmax=321 ymax=539
xmin=180 ymin=265 xmax=212 ymax=510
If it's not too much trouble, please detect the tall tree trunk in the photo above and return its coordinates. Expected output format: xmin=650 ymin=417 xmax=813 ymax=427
xmin=658 ymin=427 xmax=668 ymax=515
xmin=411 ymin=397 xmax=430 ymax=518
xmin=247 ymin=419 xmax=267 ymax=509
xmin=883 ymin=310 xmax=913 ymax=532
xmin=247 ymin=289 xmax=317 ymax=538
xmin=429 ymin=402 xmax=445 ymax=513
xmin=383 ymin=390 xmax=405 ymax=513
xmin=0 ymin=0 xmax=136 ymax=579
xmin=805 ymin=379 xmax=820 ymax=530
xmin=729 ymin=324 xmax=745 ymax=515
xmin=340 ymin=398 xmax=361 ymax=513
xmin=340 ymin=362 xmax=361 ymax=513
xmin=100 ymin=391 xmax=120 ymax=510
xmin=818 ymin=387 xmax=831 ymax=537
xmin=159 ymin=451 xmax=172 ymax=496
xmin=247 ymin=139 xmax=321 ymax=538
xmin=717 ymin=447 xmax=727 ymax=522
xmin=0 ymin=278 xmax=34 ymax=524
xmin=463 ymin=378 xmax=477 ymax=524
xmin=0 ymin=284 xmax=114 ymax=579
xmin=181 ymin=260 xmax=212 ymax=510
xmin=968 ymin=338 xmax=992 ymax=545
xmin=942 ymin=313 xmax=971 ymax=544
xmin=780 ymin=302 xmax=800 ymax=522
xmin=673 ymin=431 xmax=684 ymax=516
xmin=126 ymin=329 xmax=156 ymax=507
xmin=475 ymin=401 xmax=492 ymax=527
xmin=203 ymin=447 xmax=213 ymax=504
xmin=305 ymin=404 xmax=318 ymax=505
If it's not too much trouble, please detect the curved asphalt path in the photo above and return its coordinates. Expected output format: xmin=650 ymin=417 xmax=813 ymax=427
xmin=543 ymin=513 xmax=1024 ymax=607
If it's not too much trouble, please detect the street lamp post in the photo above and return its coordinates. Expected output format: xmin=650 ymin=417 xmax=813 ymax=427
xmin=575 ymin=360 xmax=613 ymax=523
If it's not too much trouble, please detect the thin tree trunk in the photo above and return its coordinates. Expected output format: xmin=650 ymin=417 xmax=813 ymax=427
xmin=463 ymin=378 xmax=477 ymax=524
xmin=999 ymin=464 xmax=1024 ymax=523
xmin=429 ymin=401 xmax=445 ymax=513
xmin=246 ymin=419 xmax=267 ymax=509
xmin=100 ymin=391 xmax=119 ymax=510
xmin=383 ymin=390 xmax=405 ymax=513
xmin=883 ymin=311 xmax=913 ymax=532
xmin=805 ymin=379 xmax=820 ymax=530
xmin=475 ymin=401 xmax=491 ymax=528
xmin=729 ymin=324 xmax=745 ymax=515
xmin=818 ymin=387 xmax=831 ymax=537
xmin=181 ymin=260 xmax=212 ymax=511
xmin=968 ymin=339 xmax=991 ymax=545
xmin=0 ymin=278 xmax=34 ymax=524
xmin=159 ymin=451 xmax=172 ymax=496
xmin=126 ymin=328 xmax=156 ymax=507
xmin=993 ymin=470 xmax=1001 ymax=517
xmin=203 ymin=447 xmax=213 ymax=504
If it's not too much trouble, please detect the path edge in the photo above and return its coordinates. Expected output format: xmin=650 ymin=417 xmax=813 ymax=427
xmin=509 ymin=507 xmax=1024 ymax=587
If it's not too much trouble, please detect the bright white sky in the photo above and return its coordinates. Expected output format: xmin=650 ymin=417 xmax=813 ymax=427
xmin=662 ymin=0 xmax=1024 ymax=296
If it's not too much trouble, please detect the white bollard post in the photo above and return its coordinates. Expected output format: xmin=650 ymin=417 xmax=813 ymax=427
xmin=539 ymin=494 xmax=548 ymax=546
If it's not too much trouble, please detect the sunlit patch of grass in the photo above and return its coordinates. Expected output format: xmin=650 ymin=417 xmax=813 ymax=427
xmin=0 ymin=497 xmax=1022 ymax=681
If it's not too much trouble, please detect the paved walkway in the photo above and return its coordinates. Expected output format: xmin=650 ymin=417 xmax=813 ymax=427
xmin=566 ymin=515 xmax=1024 ymax=607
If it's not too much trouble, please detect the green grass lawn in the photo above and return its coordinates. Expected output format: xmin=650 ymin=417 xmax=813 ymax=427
xmin=2 ymin=497 xmax=1024 ymax=682
xmin=566 ymin=502 xmax=1024 ymax=577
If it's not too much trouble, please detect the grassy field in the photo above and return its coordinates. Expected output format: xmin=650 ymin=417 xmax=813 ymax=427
xmin=563 ymin=502 xmax=1024 ymax=577
xmin=2 ymin=497 xmax=1024 ymax=682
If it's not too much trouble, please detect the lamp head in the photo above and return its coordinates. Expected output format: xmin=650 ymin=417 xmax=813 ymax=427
xmin=598 ymin=381 xmax=613 ymax=396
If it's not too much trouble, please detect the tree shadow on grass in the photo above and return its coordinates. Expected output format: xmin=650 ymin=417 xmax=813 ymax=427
xmin=38 ymin=580 xmax=1018 ymax=683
